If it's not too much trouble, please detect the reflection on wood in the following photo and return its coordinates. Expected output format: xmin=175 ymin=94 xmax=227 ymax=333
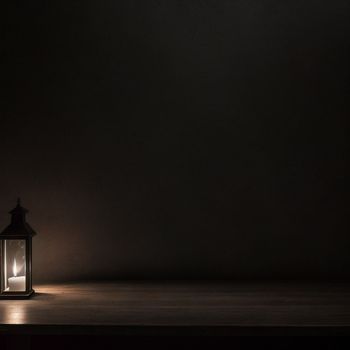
xmin=1 ymin=282 xmax=350 ymax=335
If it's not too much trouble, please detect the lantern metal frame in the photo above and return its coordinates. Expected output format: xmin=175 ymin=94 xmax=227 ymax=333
xmin=0 ymin=199 xmax=36 ymax=299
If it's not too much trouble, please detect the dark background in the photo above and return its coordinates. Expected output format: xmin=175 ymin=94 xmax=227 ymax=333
xmin=1 ymin=0 xmax=349 ymax=283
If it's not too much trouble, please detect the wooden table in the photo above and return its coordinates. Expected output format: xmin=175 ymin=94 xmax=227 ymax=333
xmin=1 ymin=281 xmax=350 ymax=336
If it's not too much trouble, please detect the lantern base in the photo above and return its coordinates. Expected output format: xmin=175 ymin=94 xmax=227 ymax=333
xmin=0 ymin=289 xmax=35 ymax=299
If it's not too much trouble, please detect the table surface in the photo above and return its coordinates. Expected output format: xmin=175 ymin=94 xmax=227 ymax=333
xmin=1 ymin=281 xmax=350 ymax=335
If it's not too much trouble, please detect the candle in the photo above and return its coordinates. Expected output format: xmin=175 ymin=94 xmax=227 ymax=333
xmin=7 ymin=259 xmax=26 ymax=292
xmin=8 ymin=276 xmax=26 ymax=291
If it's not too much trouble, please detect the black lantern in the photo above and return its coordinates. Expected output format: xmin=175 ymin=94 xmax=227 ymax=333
xmin=0 ymin=199 xmax=36 ymax=299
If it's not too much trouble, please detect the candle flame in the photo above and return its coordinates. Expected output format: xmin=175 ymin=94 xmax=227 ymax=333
xmin=13 ymin=259 xmax=17 ymax=277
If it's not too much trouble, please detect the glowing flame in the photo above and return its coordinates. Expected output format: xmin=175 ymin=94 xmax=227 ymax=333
xmin=13 ymin=259 xmax=17 ymax=277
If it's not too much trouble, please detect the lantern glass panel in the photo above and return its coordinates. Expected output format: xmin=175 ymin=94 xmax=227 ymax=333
xmin=2 ymin=240 xmax=26 ymax=292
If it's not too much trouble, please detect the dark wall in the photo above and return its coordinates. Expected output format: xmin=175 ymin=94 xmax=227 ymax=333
xmin=1 ymin=0 xmax=349 ymax=282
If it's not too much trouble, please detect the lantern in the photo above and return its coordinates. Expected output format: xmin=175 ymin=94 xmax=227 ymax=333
xmin=0 ymin=199 xmax=36 ymax=299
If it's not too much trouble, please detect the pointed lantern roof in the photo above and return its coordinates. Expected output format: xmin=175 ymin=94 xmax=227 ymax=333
xmin=0 ymin=198 xmax=37 ymax=237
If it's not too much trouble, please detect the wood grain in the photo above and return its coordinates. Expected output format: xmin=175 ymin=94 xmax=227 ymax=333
xmin=1 ymin=282 xmax=350 ymax=335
